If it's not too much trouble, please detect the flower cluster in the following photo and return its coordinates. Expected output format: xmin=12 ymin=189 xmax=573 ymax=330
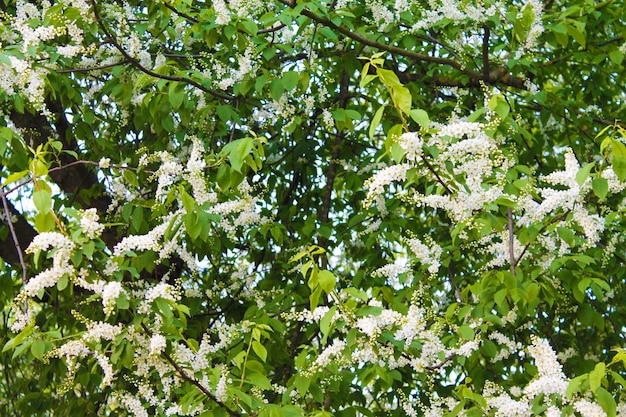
xmin=364 ymin=163 xmax=410 ymax=207
xmin=12 ymin=233 xmax=77 ymax=323
xmin=79 ymin=208 xmax=105 ymax=239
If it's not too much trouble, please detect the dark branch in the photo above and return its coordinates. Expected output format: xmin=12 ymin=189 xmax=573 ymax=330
xmin=88 ymin=0 xmax=234 ymax=101
xmin=276 ymin=0 xmax=528 ymax=89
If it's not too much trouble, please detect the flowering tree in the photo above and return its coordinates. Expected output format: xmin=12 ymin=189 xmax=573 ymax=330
xmin=0 ymin=0 xmax=625 ymax=415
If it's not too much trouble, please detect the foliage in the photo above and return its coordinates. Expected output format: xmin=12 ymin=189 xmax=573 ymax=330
xmin=0 ymin=0 xmax=625 ymax=416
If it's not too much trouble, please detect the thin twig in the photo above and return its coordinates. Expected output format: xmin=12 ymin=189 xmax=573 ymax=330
xmin=259 ymin=23 xmax=287 ymax=34
xmin=513 ymin=211 xmax=569 ymax=269
xmin=140 ymin=323 xmax=242 ymax=416
xmin=422 ymin=157 xmax=453 ymax=194
xmin=56 ymin=61 xmax=126 ymax=73
xmin=162 ymin=1 xmax=198 ymax=23
xmin=3 ymin=160 xmax=155 ymax=197
xmin=1 ymin=189 xmax=28 ymax=311
xmin=507 ymin=207 xmax=516 ymax=275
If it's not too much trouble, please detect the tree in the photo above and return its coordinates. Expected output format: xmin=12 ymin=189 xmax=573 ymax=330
xmin=0 ymin=0 xmax=625 ymax=415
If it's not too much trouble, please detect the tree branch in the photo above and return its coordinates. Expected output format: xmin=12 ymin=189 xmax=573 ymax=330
xmin=0 ymin=189 xmax=28 ymax=284
xmin=88 ymin=0 xmax=234 ymax=101
xmin=140 ymin=323 xmax=242 ymax=417
xmin=508 ymin=207 xmax=516 ymax=276
xmin=276 ymin=0 xmax=527 ymax=88
xmin=482 ymin=26 xmax=491 ymax=82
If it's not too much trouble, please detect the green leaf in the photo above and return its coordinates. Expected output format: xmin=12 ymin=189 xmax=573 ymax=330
xmin=557 ymin=227 xmax=575 ymax=246
xmin=155 ymin=297 xmax=174 ymax=321
xmin=576 ymin=162 xmax=594 ymax=185
xmin=589 ymin=362 xmax=606 ymax=393
xmin=34 ymin=212 xmax=57 ymax=232
xmin=1 ymin=169 xmax=29 ymax=188
xmin=409 ymin=109 xmax=429 ymax=129
xmin=565 ymin=22 xmax=586 ymax=48
xmin=612 ymin=155 xmax=626 ymax=181
xmin=488 ymin=94 xmax=509 ymax=119
xmin=309 ymin=285 xmax=323 ymax=310
xmin=33 ymin=189 xmax=52 ymax=214
xmin=369 ymin=105 xmax=385 ymax=139
xmin=240 ymin=19 xmax=258 ymax=36
xmin=595 ymin=386 xmax=616 ymax=417
xmin=377 ymin=68 xmax=402 ymax=88
xmin=3 ymin=324 xmax=35 ymax=352
xmin=282 ymin=71 xmax=300 ymax=91
xmin=320 ymin=306 xmax=337 ymax=337
xmin=592 ymin=177 xmax=609 ymax=200
xmin=317 ymin=270 xmax=336 ymax=294
xmin=608 ymin=50 xmax=624 ymax=65
xmin=116 ymin=292 xmax=129 ymax=309
xmin=458 ymin=325 xmax=475 ymax=340
xmin=294 ymin=374 xmax=310 ymax=396
xmin=566 ymin=374 xmax=588 ymax=399
xmin=168 ymin=82 xmax=185 ymax=110
xmin=30 ymin=339 xmax=46 ymax=361
xmin=246 ymin=371 xmax=273 ymax=390
xmin=252 ymin=340 xmax=268 ymax=362
xmin=57 ymin=274 xmax=68 ymax=291
xmin=393 ymin=85 xmax=412 ymax=115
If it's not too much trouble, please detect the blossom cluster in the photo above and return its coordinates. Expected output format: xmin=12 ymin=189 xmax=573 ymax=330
xmin=367 ymin=120 xmax=613 ymax=274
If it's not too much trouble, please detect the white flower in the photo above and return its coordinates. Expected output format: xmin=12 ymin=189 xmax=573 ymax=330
xmin=397 ymin=132 xmax=423 ymax=162
xmin=149 ymin=334 xmax=167 ymax=355
xmin=407 ymin=236 xmax=442 ymax=275
xmin=80 ymin=208 xmax=104 ymax=239
xmin=101 ymin=281 xmax=125 ymax=316
xmin=364 ymin=163 xmax=411 ymax=207
xmin=98 ymin=157 xmax=111 ymax=169
xmin=527 ymin=336 xmax=565 ymax=378
xmin=574 ymin=399 xmax=607 ymax=417
xmin=84 ymin=321 xmax=123 ymax=342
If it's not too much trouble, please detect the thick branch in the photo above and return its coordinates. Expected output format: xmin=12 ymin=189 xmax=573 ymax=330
xmin=482 ymin=26 xmax=490 ymax=82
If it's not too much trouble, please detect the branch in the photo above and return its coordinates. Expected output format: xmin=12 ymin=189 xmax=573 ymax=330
xmin=162 ymin=1 xmax=198 ymax=23
xmin=259 ymin=23 xmax=287 ymax=34
xmin=11 ymin=103 xmax=112 ymax=215
xmin=508 ymin=207 xmax=515 ymax=276
xmin=482 ymin=26 xmax=490 ymax=82
xmin=3 ymin=160 xmax=154 ymax=197
xmin=425 ymin=353 xmax=457 ymax=371
xmin=320 ymin=71 xmax=349 ymax=225
xmin=513 ymin=211 xmax=569 ymax=269
xmin=0 ymin=189 xmax=28 ymax=285
xmin=140 ymin=323 xmax=242 ymax=417
xmin=422 ymin=156 xmax=453 ymax=194
xmin=88 ymin=0 xmax=234 ymax=101
xmin=56 ymin=61 xmax=126 ymax=73
xmin=276 ymin=0 xmax=527 ymax=88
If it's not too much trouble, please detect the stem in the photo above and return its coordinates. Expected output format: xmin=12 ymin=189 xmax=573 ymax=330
xmin=508 ymin=207 xmax=516 ymax=276
xmin=238 ymin=336 xmax=254 ymax=391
